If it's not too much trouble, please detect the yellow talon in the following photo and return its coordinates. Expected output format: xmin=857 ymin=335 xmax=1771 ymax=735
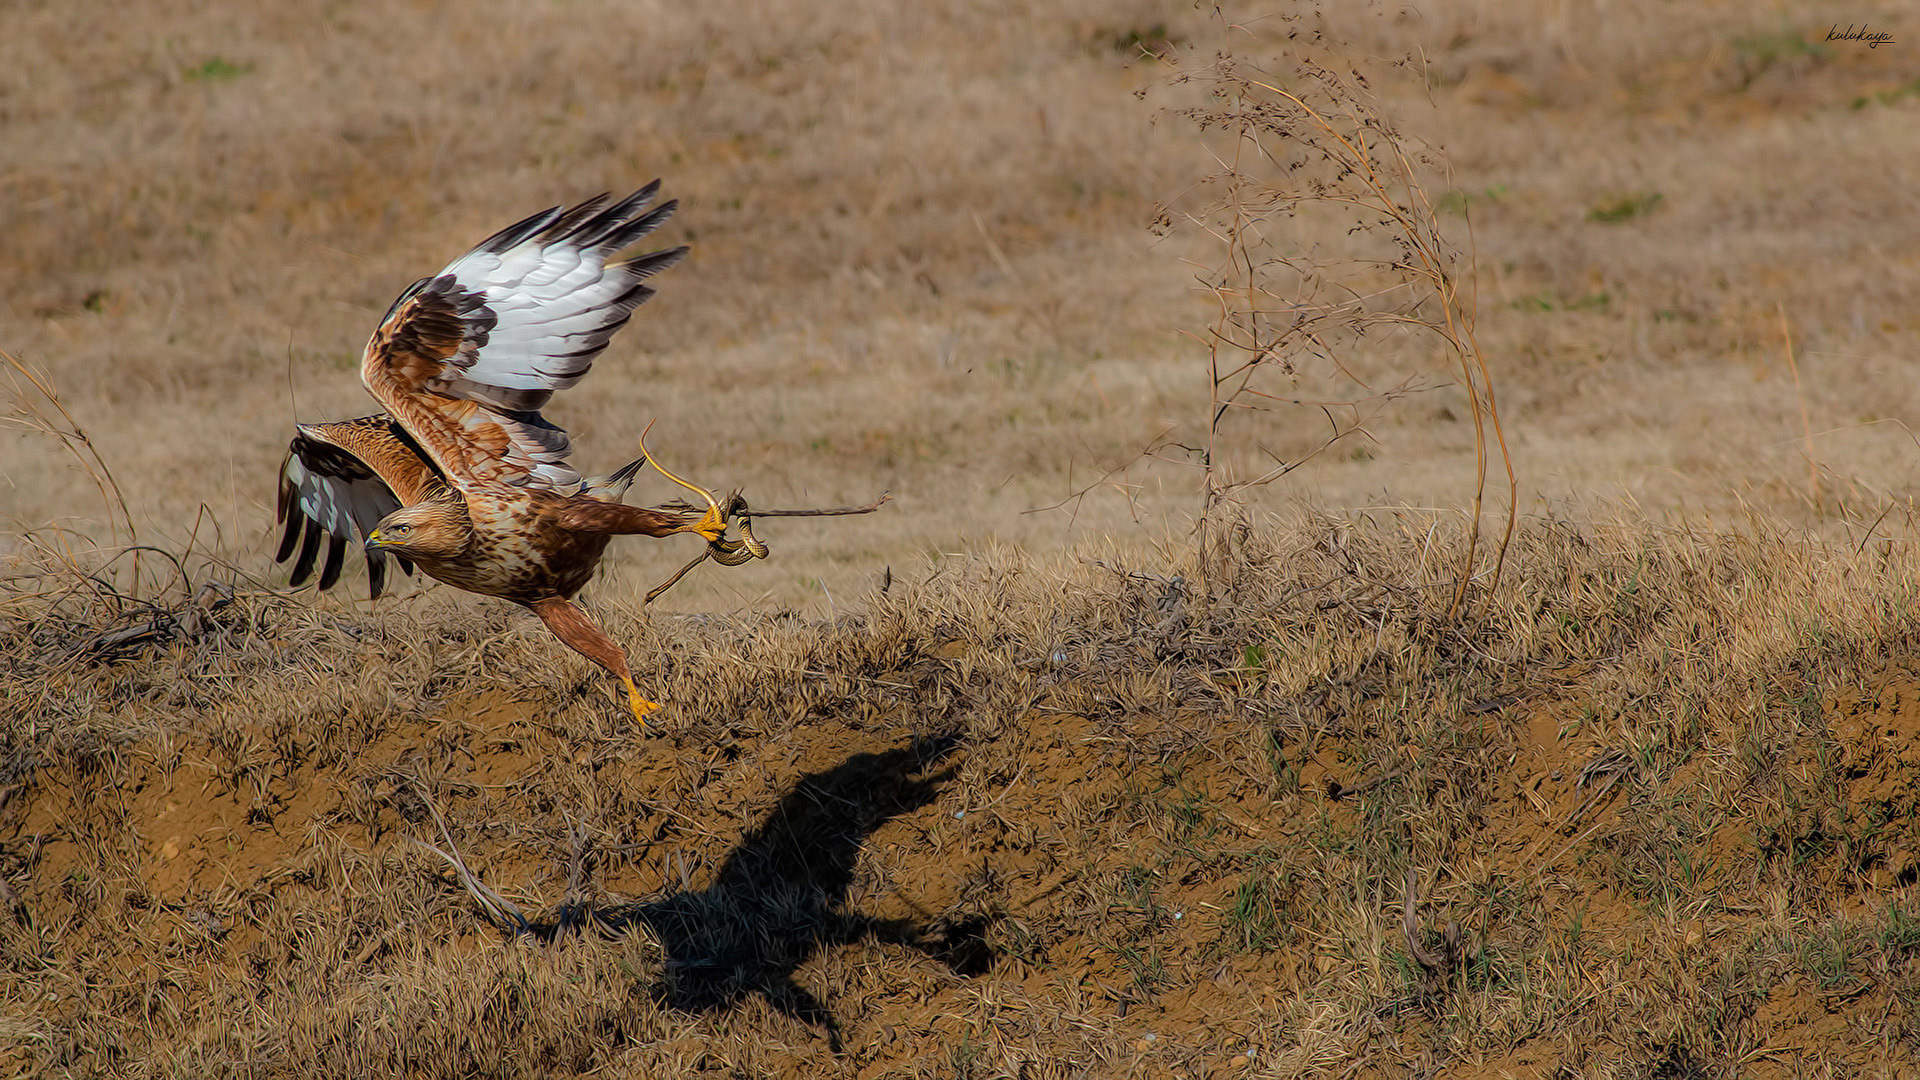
xmin=623 ymin=676 xmax=661 ymax=722
xmin=689 ymin=503 xmax=728 ymax=545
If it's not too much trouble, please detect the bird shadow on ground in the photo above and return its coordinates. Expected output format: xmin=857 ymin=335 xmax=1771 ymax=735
xmin=568 ymin=735 xmax=994 ymax=1049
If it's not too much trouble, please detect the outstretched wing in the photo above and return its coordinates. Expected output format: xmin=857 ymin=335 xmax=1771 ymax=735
xmin=359 ymin=183 xmax=688 ymax=494
xmin=276 ymin=415 xmax=440 ymax=600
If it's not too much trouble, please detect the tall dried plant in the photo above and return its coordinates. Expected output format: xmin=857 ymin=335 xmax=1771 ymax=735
xmin=1151 ymin=14 xmax=1515 ymax=614
xmin=1 ymin=347 xmax=154 ymax=603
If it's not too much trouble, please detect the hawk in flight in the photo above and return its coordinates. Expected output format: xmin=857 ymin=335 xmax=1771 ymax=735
xmin=274 ymin=183 xmax=757 ymax=720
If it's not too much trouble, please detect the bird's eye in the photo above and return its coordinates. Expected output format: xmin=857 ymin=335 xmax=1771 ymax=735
xmin=392 ymin=524 xmax=411 ymax=536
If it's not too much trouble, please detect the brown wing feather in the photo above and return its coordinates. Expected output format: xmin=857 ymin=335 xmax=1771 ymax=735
xmin=360 ymin=294 xmax=541 ymax=490
xmin=276 ymin=416 xmax=439 ymax=599
xmin=359 ymin=185 xmax=687 ymax=495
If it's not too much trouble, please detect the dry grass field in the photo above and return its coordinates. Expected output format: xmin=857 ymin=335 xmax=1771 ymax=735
xmin=9 ymin=0 xmax=1920 ymax=1076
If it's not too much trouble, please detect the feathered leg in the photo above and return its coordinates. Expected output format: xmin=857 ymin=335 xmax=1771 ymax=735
xmin=554 ymin=500 xmax=726 ymax=541
xmin=556 ymin=441 xmax=765 ymax=560
xmin=530 ymin=596 xmax=659 ymax=721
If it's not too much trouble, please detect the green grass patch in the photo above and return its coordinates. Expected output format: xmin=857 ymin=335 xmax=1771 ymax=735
xmin=1587 ymin=192 xmax=1663 ymax=224
xmin=1512 ymin=289 xmax=1612 ymax=312
xmin=184 ymin=56 xmax=254 ymax=82
xmin=1436 ymin=184 xmax=1508 ymax=215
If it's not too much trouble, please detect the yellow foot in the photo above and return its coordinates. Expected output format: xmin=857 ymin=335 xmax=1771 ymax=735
xmin=687 ymin=502 xmax=728 ymax=545
xmin=623 ymin=677 xmax=662 ymax=723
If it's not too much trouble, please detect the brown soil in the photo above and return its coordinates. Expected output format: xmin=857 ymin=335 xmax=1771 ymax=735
xmin=9 ymin=663 xmax=1919 ymax=1077
xmin=16 ymin=520 xmax=1920 ymax=1077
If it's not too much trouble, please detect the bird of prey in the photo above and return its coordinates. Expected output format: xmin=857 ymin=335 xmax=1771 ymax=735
xmin=274 ymin=182 xmax=759 ymax=721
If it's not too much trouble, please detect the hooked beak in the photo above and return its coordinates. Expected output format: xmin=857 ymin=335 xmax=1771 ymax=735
xmin=363 ymin=529 xmax=385 ymax=552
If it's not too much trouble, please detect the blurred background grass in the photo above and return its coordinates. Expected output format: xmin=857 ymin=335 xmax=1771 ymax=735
xmin=4 ymin=0 xmax=1918 ymax=612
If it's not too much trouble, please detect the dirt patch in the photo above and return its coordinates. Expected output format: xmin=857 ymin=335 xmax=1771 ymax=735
xmin=16 ymin=519 xmax=1920 ymax=1075
xmin=1830 ymin=676 xmax=1920 ymax=890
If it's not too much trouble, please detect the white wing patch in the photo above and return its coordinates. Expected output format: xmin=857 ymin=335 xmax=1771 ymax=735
xmin=364 ymin=183 xmax=687 ymax=493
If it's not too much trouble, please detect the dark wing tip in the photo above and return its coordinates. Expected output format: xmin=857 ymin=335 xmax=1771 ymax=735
xmin=617 ymin=245 xmax=689 ymax=281
xmin=473 ymin=205 xmax=566 ymax=257
xmin=366 ymin=549 xmax=419 ymax=601
xmin=288 ymin=517 xmax=324 ymax=586
xmin=589 ymin=200 xmax=678 ymax=255
xmin=572 ymin=184 xmax=675 ymax=252
xmin=607 ymin=455 xmax=647 ymax=487
xmin=539 ymin=193 xmax=617 ymax=248
xmin=274 ymin=502 xmax=303 ymax=564
xmin=317 ymin=535 xmax=348 ymax=591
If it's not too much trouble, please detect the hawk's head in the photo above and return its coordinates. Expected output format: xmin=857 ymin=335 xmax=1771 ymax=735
xmin=365 ymin=499 xmax=471 ymax=560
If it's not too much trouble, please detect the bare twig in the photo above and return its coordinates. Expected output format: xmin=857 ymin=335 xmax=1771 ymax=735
xmin=1325 ymin=768 xmax=1403 ymax=801
xmin=644 ymin=548 xmax=718 ymax=606
xmin=1566 ymin=747 xmax=1636 ymax=827
xmin=736 ymin=493 xmax=893 ymax=518
xmin=653 ymin=492 xmax=892 ymax=520
xmin=1778 ymin=301 xmax=1820 ymax=510
xmin=413 ymin=789 xmax=531 ymax=935
xmin=3 ymin=346 xmax=141 ymax=593
xmin=1121 ymin=28 xmax=1516 ymax=613
xmin=643 ymin=490 xmax=890 ymax=604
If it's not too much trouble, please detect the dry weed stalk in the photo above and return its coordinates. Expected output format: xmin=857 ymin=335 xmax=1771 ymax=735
xmin=413 ymin=786 xmax=532 ymax=935
xmin=641 ymin=491 xmax=891 ymax=605
xmin=0 ymin=348 xmax=134 ymax=552
xmin=0 ymin=347 xmax=153 ymax=601
xmin=1153 ymin=14 xmax=1515 ymax=612
xmin=1777 ymin=300 xmax=1822 ymax=511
